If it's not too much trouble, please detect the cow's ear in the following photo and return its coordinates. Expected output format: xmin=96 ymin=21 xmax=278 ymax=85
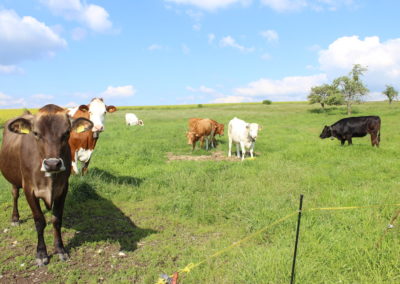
xmin=78 ymin=105 xmax=89 ymax=112
xmin=106 ymin=105 xmax=117 ymax=113
xmin=71 ymin=118 xmax=93 ymax=133
xmin=8 ymin=118 xmax=33 ymax=135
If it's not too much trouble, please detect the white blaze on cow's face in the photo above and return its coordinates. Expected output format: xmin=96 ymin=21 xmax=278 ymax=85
xmin=88 ymin=99 xmax=107 ymax=132
xmin=248 ymin=123 xmax=259 ymax=141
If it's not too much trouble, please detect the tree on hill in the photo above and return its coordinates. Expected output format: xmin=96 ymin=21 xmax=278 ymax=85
xmin=382 ymin=85 xmax=398 ymax=104
xmin=333 ymin=64 xmax=369 ymax=115
xmin=308 ymin=83 xmax=344 ymax=109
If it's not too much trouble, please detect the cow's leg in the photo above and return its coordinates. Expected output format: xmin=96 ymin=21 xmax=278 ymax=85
xmin=249 ymin=143 xmax=254 ymax=158
xmin=82 ymin=158 xmax=91 ymax=176
xmin=71 ymin=151 xmax=79 ymax=175
xmin=228 ymin=137 xmax=232 ymax=157
xmin=236 ymin=143 xmax=240 ymax=158
xmin=341 ymin=139 xmax=345 ymax=146
xmin=52 ymin=188 xmax=68 ymax=261
xmin=205 ymin=137 xmax=209 ymax=150
xmin=25 ymin=191 xmax=48 ymax=266
xmin=240 ymin=141 xmax=246 ymax=161
xmin=347 ymin=137 xmax=353 ymax=145
xmin=11 ymin=185 xmax=20 ymax=226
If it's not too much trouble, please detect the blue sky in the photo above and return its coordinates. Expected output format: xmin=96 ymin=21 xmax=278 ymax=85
xmin=0 ymin=0 xmax=400 ymax=108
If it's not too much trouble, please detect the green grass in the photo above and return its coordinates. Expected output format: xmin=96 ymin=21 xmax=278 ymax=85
xmin=0 ymin=102 xmax=399 ymax=283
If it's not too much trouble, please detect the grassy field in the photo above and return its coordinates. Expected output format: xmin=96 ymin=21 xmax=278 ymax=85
xmin=0 ymin=102 xmax=399 ymax=283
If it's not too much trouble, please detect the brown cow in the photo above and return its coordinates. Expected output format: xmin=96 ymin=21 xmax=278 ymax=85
xmin=0 ymin=105 xmax=93 ymax=266
xmin=68 ymin=98 xmax=117 ymax=175
xmin=188 ymin=118 xmax=224 ymax=148
xmin=186 ymin=118 xmax=216 ymax=150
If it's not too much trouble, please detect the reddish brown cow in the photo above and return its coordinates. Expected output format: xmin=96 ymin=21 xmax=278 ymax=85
xmin=0 ymin=105 xmax=93 ymax=266
xmin=186 ymin=118 xmax=216 ymax=150
xmin=188 ymin=118 xmax=224 ymax=147
xmin=68 ymin=98 xmax=117 ymax=175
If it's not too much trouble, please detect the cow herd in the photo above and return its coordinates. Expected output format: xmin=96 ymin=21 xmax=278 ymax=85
xmin=0 ymin=98 xmax=382 ymax=265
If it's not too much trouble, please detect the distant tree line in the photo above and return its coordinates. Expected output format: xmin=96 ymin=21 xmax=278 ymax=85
xmin=308 ymin=64 xmax=399 ymax=115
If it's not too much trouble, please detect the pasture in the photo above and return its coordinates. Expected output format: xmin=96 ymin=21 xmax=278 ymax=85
xmin=0 ymin=102 xmax=399 ymax=283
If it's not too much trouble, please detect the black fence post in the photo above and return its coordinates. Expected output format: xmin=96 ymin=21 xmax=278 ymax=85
xmin=290 ymin=194 xmax=304 ymax=284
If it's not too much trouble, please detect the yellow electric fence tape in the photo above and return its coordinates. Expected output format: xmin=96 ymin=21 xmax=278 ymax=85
xmin=156 ymin=203 xmax=400 ymax=284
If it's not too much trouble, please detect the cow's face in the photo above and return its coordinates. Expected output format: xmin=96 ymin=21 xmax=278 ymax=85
xmin=186 ymin=131 xmax=198 ymax=145
xmin=319 ymin=125 xmax=332 ymax=139
xmin=247 ymin=123 xmax=259 ymax=141
xmin=9 ymin=110 xmax=93 ymax=176
xmin=86 ymin=98 xmax=117 ymax=133
xmin=217 ymin=124 xmax=224 ymax=136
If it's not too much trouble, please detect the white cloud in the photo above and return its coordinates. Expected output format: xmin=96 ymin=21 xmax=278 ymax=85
xmin=101 ymin=85 xmax=136 ymax=98
xmin=261 ymin=0 xmax=307 ymax=12
xmin=260 ymin=29 xmax=279 ymax=42
xmin=261 ymin=53 xmax=271 ymax=60
xmin=212 ymin=96 xmax=253 ymax=103
xmin=148 ymin=44 xmax=164 ymax=51
xmin=192 ymin=23 xmax=201 ymax=31
xmin=261 ymin=0 xmax=356 ymax=12
xmin=40 ymin=0 xmax=112 ymax=32
xmin=208 ymin=33 xmax=216 ymax=44
xmin=0 ymin=64 xmax=24 ymax=74
xmin=31 ymin=94 xmax=54 ymax=100
xmin=220 ymin=36 xmax=254 ymax=52
xmin=234 ymin=74 xmax=327 ymax=101
xmin=164 ymin=0 xmax=251 ymax=11
xmin=71 ymin=27 xmax=87 ymax=40
xmin=187 ymin=85 xmax=216 ymax=93
xmin=182 ymin=44 xmax=190 ymax=55
xmin=0 ymin=92 xmax=27 ymax=107
xmin=0 ymin=9 xmax=67 ymax=65
xmin=318 ymin=36 xmax=400 ymax=87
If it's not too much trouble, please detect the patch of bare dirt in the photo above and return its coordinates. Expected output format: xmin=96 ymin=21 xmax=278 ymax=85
xmin=167 ymin=151 xmax=240 ymax=162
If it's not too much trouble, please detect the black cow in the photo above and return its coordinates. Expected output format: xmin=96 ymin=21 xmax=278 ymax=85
xmin=320 ymin=116 xmax=381 ymax=147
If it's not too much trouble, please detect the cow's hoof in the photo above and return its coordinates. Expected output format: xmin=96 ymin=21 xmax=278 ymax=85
xmin=36 ymin=257 xmax=49 ymax=266
xmin=11 ymin=221 xmax=20 ymax=226
xmin=57 ymin=252 xmax=69 ymax=261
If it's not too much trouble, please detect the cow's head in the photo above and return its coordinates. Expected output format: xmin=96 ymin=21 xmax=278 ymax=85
xmin=138 ymin=119 xmax=144 ymax=126
xmin=216 ymin=123 xmax=224 ymax=136
xmin=8 ymin=104 xmax=93 ymax=176
xmin=247 ymin=123 xmax=260 ymax=141
xmin=186 ymin=131 xmax=199 ymax=145
xmin=78 ymin=98 xmax=117 ymax=133
xmin=319 ymin=125 xmax=333 ymax=139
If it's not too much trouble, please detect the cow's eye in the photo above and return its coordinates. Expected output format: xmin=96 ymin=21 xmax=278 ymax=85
xmin=61 ymin=131 xmax=70 ymax=140
xmin=33 ymin=131 xmax=41 ymax=139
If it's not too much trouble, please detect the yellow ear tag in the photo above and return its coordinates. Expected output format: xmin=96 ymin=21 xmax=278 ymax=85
xmin=20 ymin=128 xmax=30 ymax=134
xmin=76 ymin=125 xmax=85 ymax=133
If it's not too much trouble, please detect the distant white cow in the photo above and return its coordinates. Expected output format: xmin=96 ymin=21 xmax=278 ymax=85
xmin=125 ymin=113 xmax=144 ymax=126
xmin=228 ymin=117 xmax=261 ymax=161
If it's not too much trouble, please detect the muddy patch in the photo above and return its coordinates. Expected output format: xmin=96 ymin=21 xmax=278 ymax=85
xmin=167 ymin=151 xmax=240 ymax=162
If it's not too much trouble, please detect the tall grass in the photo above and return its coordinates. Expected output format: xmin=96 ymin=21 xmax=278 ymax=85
xmin=0 ymin=102 xmax=399 ymax=283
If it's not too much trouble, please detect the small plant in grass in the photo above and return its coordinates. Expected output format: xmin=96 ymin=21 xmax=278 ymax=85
xmin=197 ymin=104 xmax=203 ymax=108
xmin=262 ymin=100 xmax=272 ymax=105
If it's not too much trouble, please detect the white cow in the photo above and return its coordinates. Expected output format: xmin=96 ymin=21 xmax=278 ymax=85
xmin=228 ymin=117 xmax=261 ymax=161
xmin=125 ymin=113 xmax=144 ymax=126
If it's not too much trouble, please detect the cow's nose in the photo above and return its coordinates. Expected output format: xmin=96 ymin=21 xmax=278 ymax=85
xmin=93 ymin=125 xmax=104 ymax=132
xmin=43 ymin=158 xmax=63 ymax=172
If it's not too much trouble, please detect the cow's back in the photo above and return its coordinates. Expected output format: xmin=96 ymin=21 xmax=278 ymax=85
xmin=194 ymin=119 xmax=214 ymax=136
xmin=228 ymin=117 xmax=247 ymax=143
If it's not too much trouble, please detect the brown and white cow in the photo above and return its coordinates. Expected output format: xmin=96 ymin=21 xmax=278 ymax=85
xmin=0 ymin=105 xmax=93 ymax=266
xmin=68 ymin=98 xmax=117 ymax=175
xmin=188 ymin=118 xmax=224 ymax=148
xmin=186 ymin=118 xmax=216 ymax=150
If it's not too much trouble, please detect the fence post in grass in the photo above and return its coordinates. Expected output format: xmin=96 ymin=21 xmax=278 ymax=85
xmin=290 ymin=194 xmax=304 ymax=284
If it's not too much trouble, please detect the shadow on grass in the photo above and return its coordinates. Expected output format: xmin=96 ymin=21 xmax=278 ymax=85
xmin=64 ymin=182 xmax=156 ymax=252
xmin=308 ymin=107 xmax=360 ymax=115
xmin=87 ymin=167 xmax=144 ymax=186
